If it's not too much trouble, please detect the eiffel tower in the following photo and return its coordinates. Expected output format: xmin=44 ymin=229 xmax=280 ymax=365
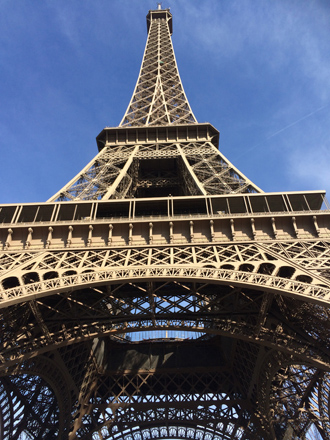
xmin=1 ymin=5 xmax=330 ymax=440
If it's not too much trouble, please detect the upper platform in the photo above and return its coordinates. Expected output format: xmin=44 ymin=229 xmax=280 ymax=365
xmin=147 ymin=8 xmax=173 ymax=35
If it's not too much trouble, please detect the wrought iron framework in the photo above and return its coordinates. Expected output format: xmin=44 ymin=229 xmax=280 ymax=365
xmin=1 ymin=6 xmax=330 ymax=440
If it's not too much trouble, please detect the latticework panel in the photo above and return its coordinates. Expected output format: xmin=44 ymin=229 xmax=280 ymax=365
xmin=48 ymin=140 xmax=261 ymax=202
xmin=179 ymin=141 xmax=260 ymax=194
xmin=48 ymin=144 xmax=137 ymax=202
xmin=2 ymin=282 xmax=330 ymax=439
xmin=0 ymin=239 xmax=329 ymax=438
xmin=0 ymin=354 xmax=71 ymax=440
xmin=1 ymin=272 xmax=330 ymax=367
xmin=1 ymin=269 xmax=330 ymax=438
xmin=2 ymin=241 xmax=330 ymax=308
xmin=120 ymin=12 xmax=196 ymax=127
xmin=256 ymin=351 xmax=330 ymax=439
xmin=0 ymin=375 xmax=60 ymax=439
xmin=75 ymin=370 xmax=258 ymax=440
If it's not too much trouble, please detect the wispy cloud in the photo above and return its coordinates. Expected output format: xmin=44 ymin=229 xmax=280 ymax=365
xmin=235 ymin=104 xmax=328 ymax=159
xmin=175 ymin=0 xmax=330 ymax=100
xmin=288 ymin=141 xmax=330 ymax=190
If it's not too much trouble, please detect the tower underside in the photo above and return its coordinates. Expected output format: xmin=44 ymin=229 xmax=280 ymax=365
xmin=1 ymin=6 xmax=330 ymax=440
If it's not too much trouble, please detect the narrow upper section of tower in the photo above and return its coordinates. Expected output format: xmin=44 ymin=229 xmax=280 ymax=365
xmin=120 ymin=7 xmax=196 ymax=127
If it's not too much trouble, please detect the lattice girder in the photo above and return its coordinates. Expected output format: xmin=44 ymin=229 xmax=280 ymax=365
xmin=48 ymin=125 xmax=261 ymax=201
xmin=1 ymin=240 xmax=330 ymax=437
xmin=120 ymin=9 xmax=196 ymax=127
xmin=0 ymin=355 xmax=74 ymax=440
xmin=69 ymin=340 xmax=260 ymax=439
xmin=257 ymin=351 xmax=330 ymax=439
xmin=2 ymin=240 xmax=330 ymax=309
xmin=1 ymin=237 xmax=330 ymax=438
xmin=1 ymin=271 xmax=330 ymax=368
xmin=1 ymin=265 xmax=330 ymax=436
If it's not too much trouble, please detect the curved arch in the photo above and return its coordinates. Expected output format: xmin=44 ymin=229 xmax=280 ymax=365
xmin=239 ymin=263 xmax=255 ymax=272
xmin=277 ymin=266 xmax=295 ymax=279
xmin=76 ymin=393 xmax=261 ymax=440
xmin=1 ymin=266 xmax=330 ymax=310
xmin=22 ymin=272 xmax=40 ymax=285
xmin=258 ymin=262 xmax=276 ymax=275
xmin=97 ymin=423 xmax=254 ymax=440
xmin=63 ymin=270 xmax=77 ymax=277
xmin=2 ymin=276 xmax=20 ymax=290
xmin=257 ymin=351 xmax=330 ymax=440
xmin=220 ymin=264 xmax=235 ymax=270
xmin=296 ymin=274 xmax=313 ymax=284
xmin=43 ymin=271 xmax=59 ymax=280
xmin=318 ymin=372 xmax=330 ymax=438
xmin=1 ymin=283 xmax=329 ymax=371
xmin=0 ymin=374 xmax=59 ymax=439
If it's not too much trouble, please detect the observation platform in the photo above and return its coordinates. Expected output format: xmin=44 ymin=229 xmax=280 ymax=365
xmin=0 ymin=191 xmax=328 ymax=250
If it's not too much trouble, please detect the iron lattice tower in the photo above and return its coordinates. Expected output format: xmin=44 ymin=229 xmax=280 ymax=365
xmin=1 ymin=7 xmax=330 ymax=440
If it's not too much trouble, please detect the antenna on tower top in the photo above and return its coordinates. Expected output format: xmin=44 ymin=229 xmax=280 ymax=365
xmin=157 ymin=2 xmax=162 ymax=10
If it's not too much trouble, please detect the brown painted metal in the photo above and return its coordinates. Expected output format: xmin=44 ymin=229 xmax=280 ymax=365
xmin=1 ymin=6 xmax=330 ymax=440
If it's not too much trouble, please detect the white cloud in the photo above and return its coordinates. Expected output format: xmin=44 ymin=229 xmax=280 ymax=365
xmin=288 ymin=142 xmax=330 ymax=190
xmin=175 ymin=0 xmax=330 ymax=100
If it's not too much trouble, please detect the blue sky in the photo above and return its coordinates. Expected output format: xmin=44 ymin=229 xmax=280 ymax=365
xmin=1 ymin=0 xmax=330 ymax=203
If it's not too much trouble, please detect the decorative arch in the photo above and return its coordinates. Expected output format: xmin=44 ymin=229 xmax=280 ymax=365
xmin=1 ymin=277 xmax=330 ymax=372
xmin=1 ymin=265 xmax=330 ymax=309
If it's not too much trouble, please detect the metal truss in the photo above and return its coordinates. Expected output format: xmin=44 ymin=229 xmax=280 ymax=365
xmin=120 ymin=9 xmax=196 ymax=127
xmin=48 ymin=138 xmax=261 ymax=202
xmin=2 ymin=237 xmax=330 ymax=300
xmin=76 ymin=368 xmax=260 ymax=439
xmin=1 ymin=5 xmax=330 ymax=440
xmin=1 ymin=235 xmax=330 ymax=438
xmin=257 ymin=351 xmax=330 ymax=439
xmin=1 ymin=271 xmax=330 ymax=439
xmin=1 ymin=244 xmax=330 ymax=438
xmin=2 ymin=278 xmax=330 ymax=365
xmin=46 ymin=7 xmax=261 ymax=202
xmin=0 ymin=355 xmax=73 ymax=439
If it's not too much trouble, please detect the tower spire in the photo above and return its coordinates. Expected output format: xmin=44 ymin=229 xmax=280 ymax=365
xmin=120 ymin=8 xmax=196 ymax=126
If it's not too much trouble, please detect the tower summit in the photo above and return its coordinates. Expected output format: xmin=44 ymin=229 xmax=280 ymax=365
xmin=0 ymin=6 xmax=330 ymax=440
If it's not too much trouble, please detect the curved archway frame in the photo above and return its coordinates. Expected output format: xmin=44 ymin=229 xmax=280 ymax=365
xmin=1 ymin=268 xmax=330 ymax=371
xmin=1 ymin=265 xmax=330 ymax=309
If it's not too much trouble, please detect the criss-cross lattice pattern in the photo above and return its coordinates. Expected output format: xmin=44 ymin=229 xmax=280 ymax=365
xmin=1 ymin=278 xmax=330 ymax=439
xmin=75 ymin=368 xmax=258 ymax=439
xmin=120 ymin=12 xmax=196 ymax=127
xmin=48 ymin=140 xmax=260 ymax=202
